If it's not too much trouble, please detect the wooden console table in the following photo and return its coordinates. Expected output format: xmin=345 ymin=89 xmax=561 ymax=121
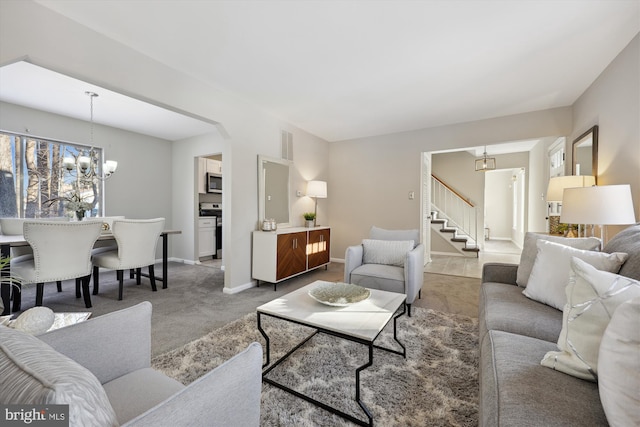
xmin=252 ymin=226 xmax=330 ymax=290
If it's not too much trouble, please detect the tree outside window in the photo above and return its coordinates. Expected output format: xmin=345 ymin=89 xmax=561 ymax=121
xmin=0 ymin=132 xmax=104 ymax=219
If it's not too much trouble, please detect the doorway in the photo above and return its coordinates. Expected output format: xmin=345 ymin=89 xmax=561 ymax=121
xmin=483 ymin=168 xmax=525 ymax=253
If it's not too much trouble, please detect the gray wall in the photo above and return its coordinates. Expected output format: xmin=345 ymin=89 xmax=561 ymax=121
xmin=329 ymin=108 xmax=572 ymax=260
xmin=570 ymin=34 xmax=639 ymax=239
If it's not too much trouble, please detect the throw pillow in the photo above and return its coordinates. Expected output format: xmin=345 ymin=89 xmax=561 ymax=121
xmin=522 ymin=240 xmax=627 ymax=310
xmin=598 ymin=297 xmax=640 ymax=427
xmin=541 ymin=258 xmax=640 ymax=381
xmin=0 ymin=325 xmax=119 ymax=427
xmin=516 ymin=232 xmax=601 ymax=288
xmin=362 ymin=239 xmax=414 ymax=267
xmin=11 ymin=307 xmax=55 ymax=335
xmin=602 ymin=223 xmax=640 ymax=281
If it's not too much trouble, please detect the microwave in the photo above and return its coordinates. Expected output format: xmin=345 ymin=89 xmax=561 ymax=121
xmin=206 ymin=173 xmax=222 ymax=193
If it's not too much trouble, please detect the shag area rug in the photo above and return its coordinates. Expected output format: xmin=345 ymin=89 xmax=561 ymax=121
xmin=152 ymin=307 xmax=479 ymax=426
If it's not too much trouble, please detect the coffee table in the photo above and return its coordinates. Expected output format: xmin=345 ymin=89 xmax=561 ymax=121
xmin=257 ymin=280 xmax=406 ymax=426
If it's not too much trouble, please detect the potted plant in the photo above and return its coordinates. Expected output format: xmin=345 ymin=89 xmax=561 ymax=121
xmin=0 ymin=256 xmax=22 ymax=315
xmin=303 ymin=212 xmax=316 ymax=228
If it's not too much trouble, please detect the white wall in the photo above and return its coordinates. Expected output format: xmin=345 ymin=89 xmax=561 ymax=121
xmin=484 ymin=169 xmax=514 ymax=239
xmin=0 ymin=1 xmax=331 ymax=292
xmin=527 ymin=139 xmax=549 ymax=233
xmin=570 ymin=34 xmax=640 ymax=239
xmin=171 ymin=132 xmax=225 ymax=263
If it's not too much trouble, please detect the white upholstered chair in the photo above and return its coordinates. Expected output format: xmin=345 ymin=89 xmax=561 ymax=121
xmin=11 ymin=220 xmax=103 ymax=308
xmin=92 ymin=218 xmax=165 ymax=300
xmin=344 ymin=226 xmax=424 ymax=316
xmin=1 ymin=217 xmax=71 ymax=293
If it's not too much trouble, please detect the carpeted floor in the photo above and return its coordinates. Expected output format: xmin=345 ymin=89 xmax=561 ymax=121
xmin=12 ymin=262 xmax=481 ymax=357
xmin=152 ymin=306 xmax=479 ymax=427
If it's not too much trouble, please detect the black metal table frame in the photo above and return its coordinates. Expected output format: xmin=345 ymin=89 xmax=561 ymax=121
xmin=1 ymin=232 xmax=171 ymax=315
xmin=257 ymin=302 xmax=406 ymax=427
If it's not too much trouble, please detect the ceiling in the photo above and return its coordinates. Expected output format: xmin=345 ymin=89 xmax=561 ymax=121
xmin=2 ymin=1 xmax=639 ymax=144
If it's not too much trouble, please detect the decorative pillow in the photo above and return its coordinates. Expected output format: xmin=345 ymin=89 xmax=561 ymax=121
xmin=516 ymin=232 xmax=601 ymax=288
xmin=11 ymin=307 xmax=55 ymax=335
xmin=541 ymin=258 xmax=640 ymax=381
xmin=602 ymin=223 xmax=640 ymax=281
xmin=522 ymin=240 xmax=627 ymax=310
xmin=0 ymin=325 xmax=119 ymax=427
xmin=362 ymin=239 xmax=414 ymax=267
xmin=598 ymin=297 xmax=640 ymax=427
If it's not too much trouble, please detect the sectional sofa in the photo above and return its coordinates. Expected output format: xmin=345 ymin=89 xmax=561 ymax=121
xmin=479 ymin=224 xmax=640 ymax=426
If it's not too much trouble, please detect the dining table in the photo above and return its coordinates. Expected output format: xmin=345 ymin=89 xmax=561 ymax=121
xmin=0 ymin=229 xmax=181 ymax=315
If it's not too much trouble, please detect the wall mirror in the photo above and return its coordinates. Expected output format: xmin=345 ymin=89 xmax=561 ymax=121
xmin=572 ymin=125 xmax=598 ymax=182
xmin=258 ymin=155 xmax=291 ymax=227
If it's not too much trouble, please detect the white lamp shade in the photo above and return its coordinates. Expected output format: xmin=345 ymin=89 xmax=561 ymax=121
xmin=306 ymin=180 xmax=327 ymax=198
xmin=561 ymin=185 xmax=636 ymax=225
xmin=546 ymin=175 xmax=596 ymax=202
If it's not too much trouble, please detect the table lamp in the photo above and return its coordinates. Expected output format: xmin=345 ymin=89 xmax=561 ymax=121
xmin=306 ymin=180 xmax=327 ymax=226
xmin=561 ymin=184 xmax=636 ymax=243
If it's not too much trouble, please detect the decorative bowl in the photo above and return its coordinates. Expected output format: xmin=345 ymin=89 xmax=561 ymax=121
xmin=308 ymin=282 xmax=370 ymax=306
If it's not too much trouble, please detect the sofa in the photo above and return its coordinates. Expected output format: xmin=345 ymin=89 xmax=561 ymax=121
xmin=0 ymin=302 xmax=263 ymax=427
xmin=479 ymin=224 xmax=640 ymax=426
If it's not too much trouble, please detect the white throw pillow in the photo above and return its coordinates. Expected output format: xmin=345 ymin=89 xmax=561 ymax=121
xmin=541 ymin=258 xmax=640 ymax=381
xmin=523 ymin=240 xmax=628 ymax=310
xmin=0 ymin=325 xmax=119 ymax=427
xmin=516 ymin=232 xmax=601 ymax=288
xmin=362 ymin=239 xmax=414 ymax=267
xmin=598 ymin=297 xmax=640 ymax=427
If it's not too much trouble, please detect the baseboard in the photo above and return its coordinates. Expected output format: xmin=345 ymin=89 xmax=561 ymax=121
xmin=430 ymin=251 xmax=464 ymax=257
xmin=331 ymin=257 xmax=345 ymax=263
xmin=223 ymin=281 xmax=255 ymax=294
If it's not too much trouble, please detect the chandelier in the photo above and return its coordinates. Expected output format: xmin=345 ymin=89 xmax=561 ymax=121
xmin=62 ymin=91 xmax=117 ymax=180
xmin=475 ymin=146 xmax=496 ymax=172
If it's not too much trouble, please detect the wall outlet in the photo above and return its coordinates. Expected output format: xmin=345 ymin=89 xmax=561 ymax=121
xmin=409 ymin=191 xmax=415 ymax=200
xmin=296 ymin=190 xmax=302 ymax=197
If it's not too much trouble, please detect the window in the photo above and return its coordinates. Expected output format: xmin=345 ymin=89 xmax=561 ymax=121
xmin=0 ymin=132 xmax=104 ymax=218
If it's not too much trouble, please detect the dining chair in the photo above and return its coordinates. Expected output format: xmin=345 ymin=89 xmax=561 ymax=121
xmin=92 ymin=218 xmax=165 ymax=300
xmin=0 ymin=217 xmax=70 ymax=293
xmin=11 ymin=220 xmax=103 ymax=309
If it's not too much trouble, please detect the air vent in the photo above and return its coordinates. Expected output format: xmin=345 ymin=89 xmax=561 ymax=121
xmin=281 ymin=130 xmax=293 ymax=161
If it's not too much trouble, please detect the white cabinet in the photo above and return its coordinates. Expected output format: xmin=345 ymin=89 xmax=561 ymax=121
xmin=207 ymin=159 xmax=222 ymax=174
xmin=252 ymin=226 xmax=330 ymax=288
xmin=198 ymin=217 xmax=216 ymax=257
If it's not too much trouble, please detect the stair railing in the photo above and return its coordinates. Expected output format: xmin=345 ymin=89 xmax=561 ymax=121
xmin=431 ymin=175 xmax=478 ymax=246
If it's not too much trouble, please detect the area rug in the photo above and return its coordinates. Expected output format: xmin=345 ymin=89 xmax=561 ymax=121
xmin=152 ymin=307 xmax=479 ymax=426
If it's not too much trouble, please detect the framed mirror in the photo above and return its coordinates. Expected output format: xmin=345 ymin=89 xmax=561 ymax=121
xmin=258 ymin=155 xmax=291 ymax=227
xmin=572 ymin=125 xmax=598 ymax=182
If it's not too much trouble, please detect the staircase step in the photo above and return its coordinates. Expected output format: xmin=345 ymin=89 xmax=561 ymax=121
xmin=440 ymin=228 xmax=457 ymax=233
xmin=462 ymin=247 xmax=480 ymax=252
xmin=431 ymin=219 xmax=446 ymax=224
xmin=451 ymin=237 xmax=468 ymax=243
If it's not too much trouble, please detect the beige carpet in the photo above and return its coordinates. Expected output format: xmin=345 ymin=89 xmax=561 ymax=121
xmin=152 ymin=306 xmax=479 ymax=427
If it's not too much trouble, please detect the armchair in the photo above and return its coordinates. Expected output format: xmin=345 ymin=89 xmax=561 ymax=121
xmin=344 ymin=226 xmax=424 ymax=316
xmin=1 ymin=302 xmax=263 ymax=427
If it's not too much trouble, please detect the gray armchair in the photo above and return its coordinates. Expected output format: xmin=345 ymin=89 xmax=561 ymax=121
xmin=1 ymin=302 xmax=262 ymax=426
xmin=344 ymin=226 xmax=424 ymax=316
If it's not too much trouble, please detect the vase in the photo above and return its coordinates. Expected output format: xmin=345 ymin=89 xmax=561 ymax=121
xmin=305 ymin=220 xmax=314 ymax=228
xmin=75 ymin=210 xmax=85 ymax=221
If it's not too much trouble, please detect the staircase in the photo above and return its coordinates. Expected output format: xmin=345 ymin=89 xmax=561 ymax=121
xmin=431 ymin=175 xmax=480 ymax=257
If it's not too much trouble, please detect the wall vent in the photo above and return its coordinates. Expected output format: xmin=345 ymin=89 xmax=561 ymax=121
xmin=281 ymin=130 xmax=293 ymax=161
